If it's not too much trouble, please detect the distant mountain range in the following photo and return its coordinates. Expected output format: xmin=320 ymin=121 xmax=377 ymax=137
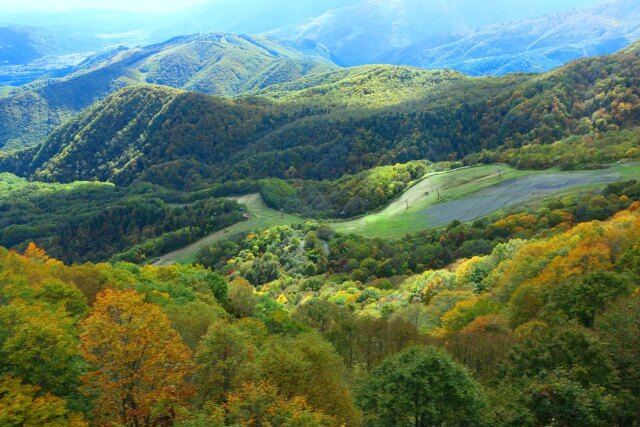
xmin=382 ymin=0 xmax=640 ymax=74
xmin=1 ymin=0 xmax=639 ymax=151
xmin=268 ymin=0 xmax=606 ymax=66
xmin=3 ymin=0 xmax=637 ymax=84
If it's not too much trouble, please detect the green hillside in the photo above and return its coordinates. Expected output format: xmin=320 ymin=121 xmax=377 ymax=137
xmin=250 ymin=65 xmax=464 ymax=108
xmin=139 ymin=34 xmax=335 ymax=94
xmin=4 ymin=43 xmax=639 ymax=189
xmin=0 ymin=33 xmax=335 ymax=150
xmin=2 ymin=35 xmax=640 ymax=427
xmin=0 ymin=171 xmax=245 ymax=264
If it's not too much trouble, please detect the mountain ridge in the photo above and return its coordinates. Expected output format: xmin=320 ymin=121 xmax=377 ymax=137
xmin=0 ymin=33 xmax=336 ymax=150
xmin=3 ymin=43 xmax=638 ymax=189
xmin=383 ymin=0 xmax=640 ymax=75
xmin=269 ymin=0 xmax=609 ymax=67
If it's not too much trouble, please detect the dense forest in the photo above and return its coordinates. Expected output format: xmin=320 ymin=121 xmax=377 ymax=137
xmin=0 ymin=173 xmax=244 ymax=264
xmin=2 ymin=33 xmax=640 ymax=427
xmin=1 ymin=41 xmax=638 ymax=189
xmin=0 ymin=33 xmax=334 ymax=150
xmin=1 ymin=191 xmax=639 ymax=425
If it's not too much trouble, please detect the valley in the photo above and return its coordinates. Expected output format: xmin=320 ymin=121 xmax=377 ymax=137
xmin=1 ymin=3 xmax=640 ymax=425
xmin=154 ymin=162 xmax=640 ymax=265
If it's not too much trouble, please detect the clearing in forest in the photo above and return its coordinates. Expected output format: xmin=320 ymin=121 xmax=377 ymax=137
xmin=155 ymin=163 xmax=640 ymax=264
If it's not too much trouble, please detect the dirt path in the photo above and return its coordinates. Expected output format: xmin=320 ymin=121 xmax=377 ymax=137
xmin=152 ymin=164 xmax=637 ymax=265
xmin=152 ymin=194 xmax=304 ymax=266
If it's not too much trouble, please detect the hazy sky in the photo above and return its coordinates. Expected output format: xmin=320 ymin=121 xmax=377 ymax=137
xmin=0 ymin=0 xmax=208 ymax=12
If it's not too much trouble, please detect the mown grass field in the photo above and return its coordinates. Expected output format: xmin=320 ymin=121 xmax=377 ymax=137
xmin=157 ymin=163 xmax=640 ymax=264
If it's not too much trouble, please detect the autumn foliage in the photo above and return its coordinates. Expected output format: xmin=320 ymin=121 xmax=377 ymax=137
xmin=79 ymin=289 xmax=195 ymax=426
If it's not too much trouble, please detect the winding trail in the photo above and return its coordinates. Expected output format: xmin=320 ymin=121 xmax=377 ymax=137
xmin=152 ymin=194 xmax=304 ymax=266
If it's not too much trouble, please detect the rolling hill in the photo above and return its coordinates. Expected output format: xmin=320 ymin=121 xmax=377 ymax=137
xmin=0 ymin=33 xmax=335 ymax=150
xmin=3 ymin=42 xmax=639 ymax=189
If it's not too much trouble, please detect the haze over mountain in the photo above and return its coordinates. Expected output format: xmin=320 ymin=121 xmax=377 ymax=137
xmin=2 ymin=0 xmax=634 ymax=85
xmin=384 ymin=0 xmax=640 ymax=74
xmin=0 ymin=0 xmax=363 ymax=63
xmin=269 ymin=0 xmax=606 ymax=66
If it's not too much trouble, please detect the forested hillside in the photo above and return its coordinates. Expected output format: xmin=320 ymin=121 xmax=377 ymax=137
xmin=0 ymin=173 xmax=244 ymax=264
xmin=1 ymin=184 xmax=639 ymax=426
xmin=0 ymin=33 xmax=334 ymax=150
xmin=2 ymin=5 xmax=640 ymax=425
xmin=4 ymin=42 xmax=639 ymax=188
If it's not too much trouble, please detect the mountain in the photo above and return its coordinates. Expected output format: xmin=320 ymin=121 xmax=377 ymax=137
xmin=0 ymin=1 xmax=359 ymax=86
xmin=0 ymin=26 xmax=70 ymax=65
xmin=3 ymin=0 xmax=634 ymax=86
xmin=0 ymin=66 xmax=465 ymax=186
xmin=0 ymin=33 xmax=335 ymax=150
xmin=385 ymin=0 xmax=640 ymax=75
xmin=4 ymin=43 xmax=639 ymax=189
xmin=0 ymin=26 xmax=110 ymax=85
xmin=249 ymin=65 xmax=464 ymax=108
xmin=269 ymin=0 xmax=605 ymax=66
xmin=0 ymin=10 xmax=160 ymax=84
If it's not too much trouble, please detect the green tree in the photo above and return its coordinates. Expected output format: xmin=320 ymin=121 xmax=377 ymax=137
xmin=0 ymin=301 xmax=83 ymax=404
xmin=596 ymin=294 xmax=640 ymax=422
xmin=546 ymin=271 xmax=631 ymax=327
xmin=0 ymin=376 xmax=86 ymax=427
xmin=498 ymin=325 xmax=624 ymax=426
xmin=259 ymin=332 xmax=361 ymax=426
xmin=357 ymin=346 xmax=485 ymax=426
xmin=194 ymin=319 xmax=261 ymax=403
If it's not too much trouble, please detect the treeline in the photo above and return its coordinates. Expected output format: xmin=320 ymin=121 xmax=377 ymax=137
xmin=0 ymin=162 xmax=433 ymax=267
xmin=52 ymin=197 xmax=242 ymax=264
xmin=464 ymin=127 xmax=640 ymax=170
xmin=260 ymin=161 xmax=430 ymax=217
xmin=199 ymin=179 xmax=640 ymax=283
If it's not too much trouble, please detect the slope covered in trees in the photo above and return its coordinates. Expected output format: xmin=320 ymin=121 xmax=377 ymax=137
xmin=4 ymin=42 xmax=639 ymax=188
xmin=0 ymin=33 xmax=334 ymax=150
xmin=0 ymin=172 xmax=244 ymax=264
xmin=2 ymin=189 xmax=639 ymax=425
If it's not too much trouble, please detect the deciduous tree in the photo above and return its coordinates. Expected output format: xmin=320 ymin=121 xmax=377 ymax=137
xmin=79 ymin=289 xmax=195 ymax=426
xmin=357 ymin=346 xmax=485 ymax=427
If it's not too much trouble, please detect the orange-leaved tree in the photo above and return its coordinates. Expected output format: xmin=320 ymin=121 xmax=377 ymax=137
xmin=79 ymin=289 xmax=195 ymax=426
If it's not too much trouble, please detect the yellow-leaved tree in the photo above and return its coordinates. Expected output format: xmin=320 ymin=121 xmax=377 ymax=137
xmin=79 ymin=289 xmax=195 ymax=426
